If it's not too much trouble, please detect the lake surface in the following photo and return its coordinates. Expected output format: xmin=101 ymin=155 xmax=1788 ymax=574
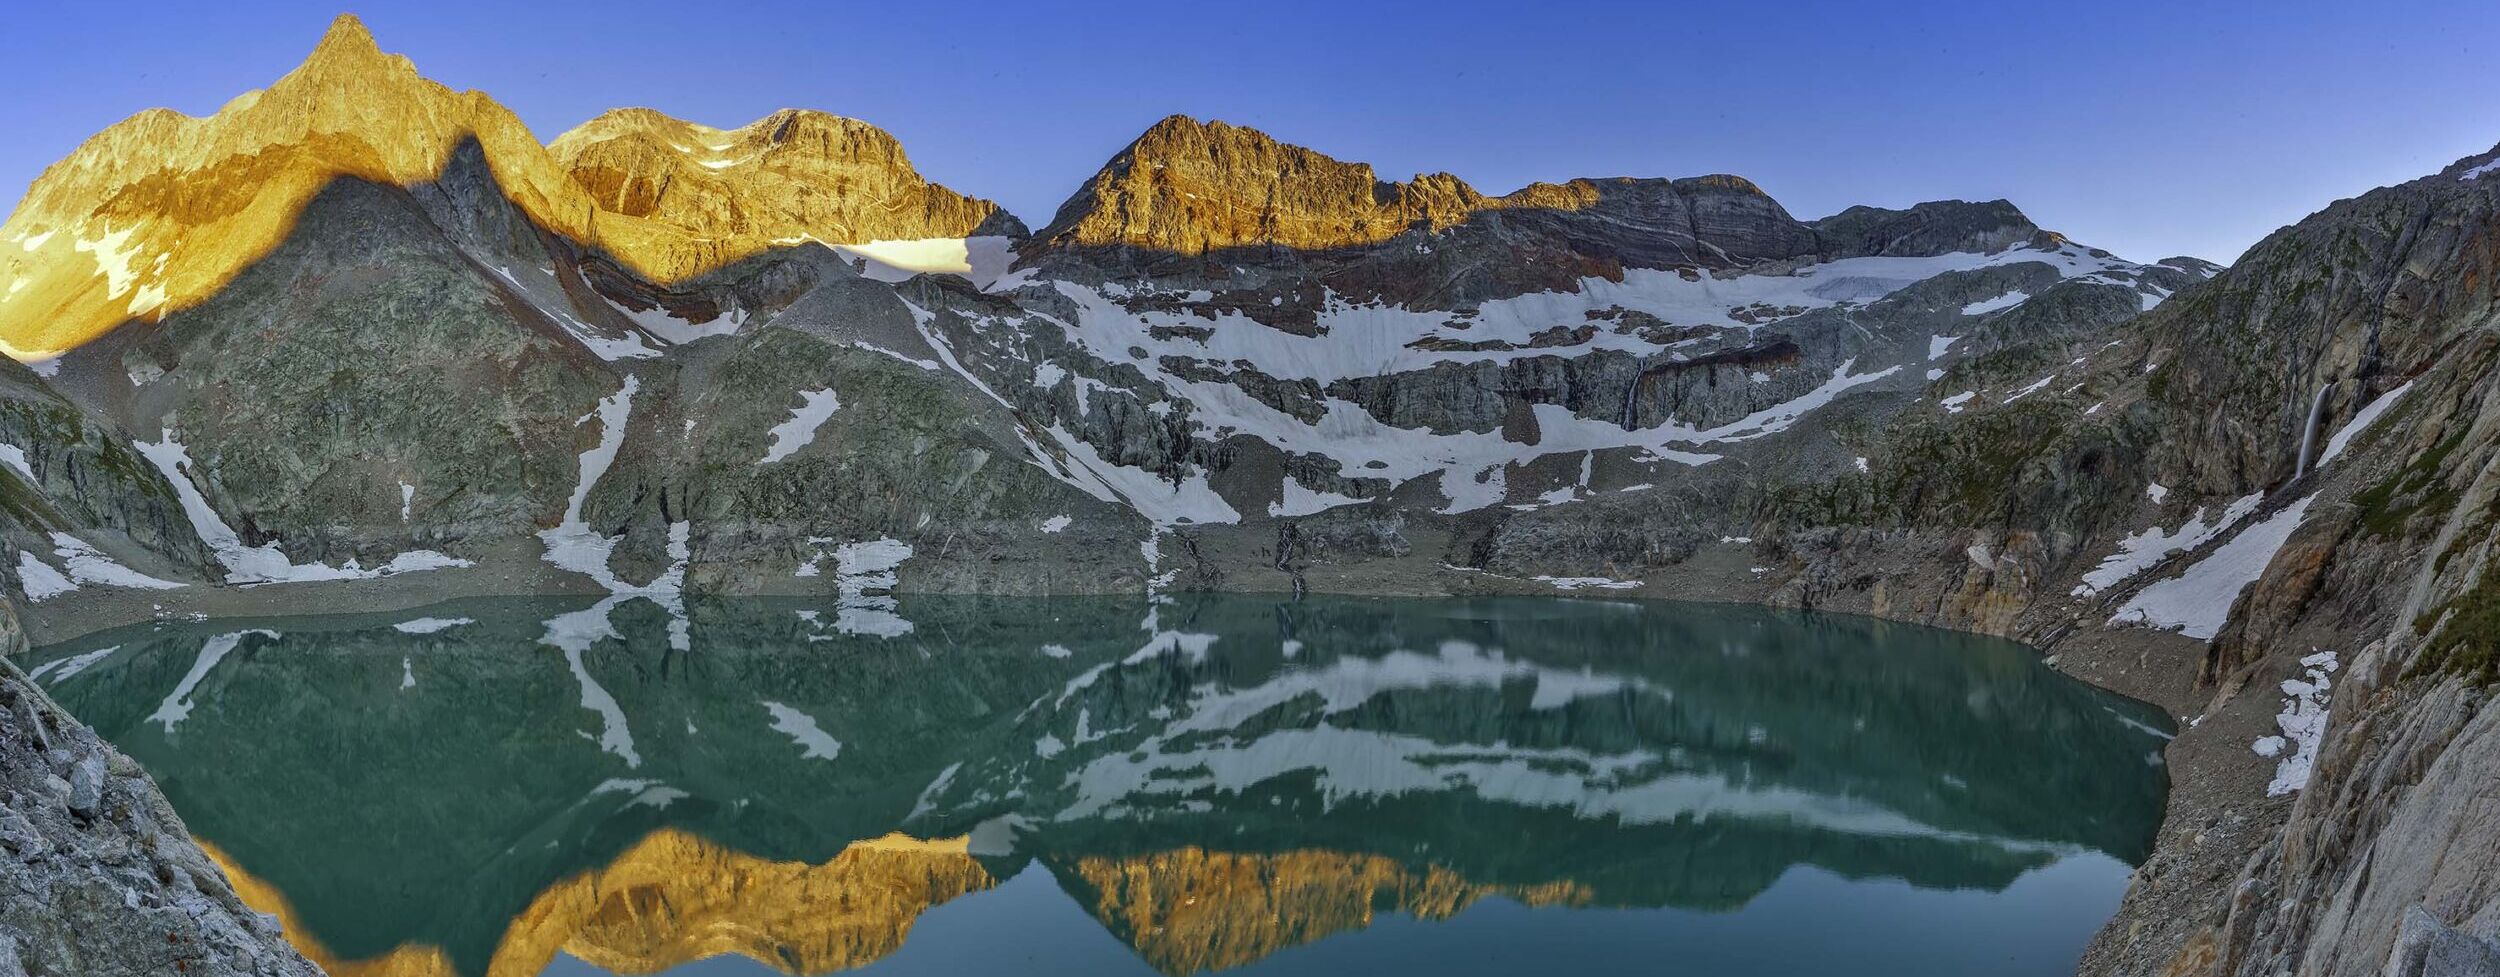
xmin=25 ymin=595 xmax=2172 ymax=977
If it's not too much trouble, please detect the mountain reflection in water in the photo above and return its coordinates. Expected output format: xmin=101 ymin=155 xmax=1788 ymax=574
xmin=28 ymin=595 xmax=2172 ymax=977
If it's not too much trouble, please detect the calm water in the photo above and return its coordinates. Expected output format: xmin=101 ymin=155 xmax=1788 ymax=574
xmin=26 ymin=595 xmax=2171 ymax=977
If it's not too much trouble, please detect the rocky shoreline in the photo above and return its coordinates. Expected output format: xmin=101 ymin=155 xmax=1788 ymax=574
xmin=0 ymin=599 xmax=320 ymax=976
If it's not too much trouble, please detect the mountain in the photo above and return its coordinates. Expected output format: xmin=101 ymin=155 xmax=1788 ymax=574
xmin=1037 ymin=114 xmax=1819 ymax=263
xmin=0 ymin=15 xmax=1017 ymax=361
xmin=0 ymin=13 xmax=2496 ymax=977
xmin=549 ymin=106 xmax=1025 ymax=245
xmin=1028 ymin=114 xmax=2073 ymax=309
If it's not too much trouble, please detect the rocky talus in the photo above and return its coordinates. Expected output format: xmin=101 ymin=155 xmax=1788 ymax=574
xmin=0 ymin=595 xmax=319 ymax=976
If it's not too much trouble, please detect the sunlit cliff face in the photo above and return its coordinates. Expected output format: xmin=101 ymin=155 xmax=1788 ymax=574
xmin=0 ymin=14 xmax=1008 ymax=360
xmin=1033 ymin=113 xmax=1803 ymax=260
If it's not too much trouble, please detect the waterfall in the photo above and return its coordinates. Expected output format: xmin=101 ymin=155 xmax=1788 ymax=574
xmin=1620 ymin=372 xmax=1645 ymax=431
xmin=2295 ymin=381 xmax=2335 ymax=478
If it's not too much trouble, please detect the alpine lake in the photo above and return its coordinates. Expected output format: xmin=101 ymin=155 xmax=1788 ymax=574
xmin=25 ymin=593 xmax=2173 ymax=976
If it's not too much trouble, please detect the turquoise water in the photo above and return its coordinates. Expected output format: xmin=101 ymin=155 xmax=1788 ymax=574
xmin=27 ymin=594 xmax=2171 ymax=976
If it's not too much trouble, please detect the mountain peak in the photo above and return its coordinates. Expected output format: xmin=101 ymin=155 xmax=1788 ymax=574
xmin=1811 ymin=199 xmax=2049 ymax=258
xmin=1036 ymin=116 xmax=1462 ymax=254
xmin=306 ymin=13 xmax=384 ymax=66
xmin=1034 ymin=117 xmax=1827 ymax=268
xmin=548 ymin=105 xmax=1024 ymax=243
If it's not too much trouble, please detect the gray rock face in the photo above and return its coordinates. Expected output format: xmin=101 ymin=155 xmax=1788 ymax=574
xmin=63 ymin=755 xmax=103 ymax=820
xmin=0 ymin=599 xmax=320 ymax=977
xmin=1810 ymin=199 xmax=2051 ymax=257
xmin=2384 ymin=907 xmax=2500 ymax=977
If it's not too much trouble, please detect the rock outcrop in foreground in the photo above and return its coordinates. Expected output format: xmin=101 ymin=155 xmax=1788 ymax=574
xmin=0 ymin=598 xmax=319 ymax=976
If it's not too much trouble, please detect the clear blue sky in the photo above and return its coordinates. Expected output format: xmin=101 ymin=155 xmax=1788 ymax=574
xmin=5 ymin=0 xmax=2495 ymax=264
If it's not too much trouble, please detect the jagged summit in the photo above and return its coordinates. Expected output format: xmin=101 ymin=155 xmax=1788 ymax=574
xmin=1810 ymin=199 xmax=2054 ymax=257
xmin=1030 ymin=115 xmax=1816 ymax=258
xmin=1032 ymin=114 xmax=2041 ymax=273
xmin=1033 ymin=114 xmax=1480 ymax=254
xmin=549 ymin=106 xmax=1024 ymax=244
xmin=0 ymin=13 xmax=587 ymax=356
xmin=305 ymin=12 xmax=386 ymax=65
xmin=0 ymin=16 xmax=1012 ymax=360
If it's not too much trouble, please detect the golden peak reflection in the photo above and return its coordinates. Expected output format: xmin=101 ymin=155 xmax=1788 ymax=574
xmin=39 ymin=595 xmax=2173 ymax=977
xmin=490 ymin=830 xmax=990 ymax=977
xmin=1071 ymin=847 xmax=1591 ymax=976
xmin=215 ymin=830 xmax=990 ymax=977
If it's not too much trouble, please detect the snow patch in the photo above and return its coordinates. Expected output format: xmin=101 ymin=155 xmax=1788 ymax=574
xmin=2113 ymin=494 xmax=2317 ymax=640
xmin=804 ymin=537 xmax=914 ymax=637
xmin=761 ymin=701 xmax=843 ymax=760
xmin=28 ymin=646 xmax=117 ymax=684
xmin=491 ymin=265 xmax=661 ymax=361
xmin=757 ymin=388 xmax=841 ymax=464
xmin=134 ymin=429 xmax=469 ymax=584
xmin=393 ymin=616 xmax=474 ymax=635
xmin=537 ymin=378 xmax=656 ymax=593
xmin=15 ymin=552 xmax=74 ymax=601
xmin=1533 ymin=575 xmax=1642 ymax=591
xmin=0 ymin=444 xmax=35 ymax=485
xmin=2253 ymin=651 xmax=2338 ymax=796
xmin=1269 ymin=476 xmax=1364 ymax=518
xmin=48 ymin=534 xmax=183 ymax=591
xmin=2003 ymin=374 xmax=2056 ymax=404
xmin=148 ymin=630 xmax=279 ymax=733
xmin=607 ymin=296 xmax=744 ymax=346
xmin=2316 ymin=380 xmax=2415 ymax=469
xmin=848 ymin=341 xmax=943 ymax=371
xmin=1960 ymin=291 xmax=2028 ymax=316
xmin=836 ymin=236 xmax=1022 ymax=290
xmin=2075 ymin=493 xmax=2261 ymax=596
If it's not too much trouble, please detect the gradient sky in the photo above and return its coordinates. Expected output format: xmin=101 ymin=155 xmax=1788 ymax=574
xmin=4 ymin=0 xmax=2495 ymax=264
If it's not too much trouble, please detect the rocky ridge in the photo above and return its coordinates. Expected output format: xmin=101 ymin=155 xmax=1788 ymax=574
xmin=0 ymin=15 xmax=1008 ymax=359
xmin=549 ymin=106 xmax=1021 ymax=246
